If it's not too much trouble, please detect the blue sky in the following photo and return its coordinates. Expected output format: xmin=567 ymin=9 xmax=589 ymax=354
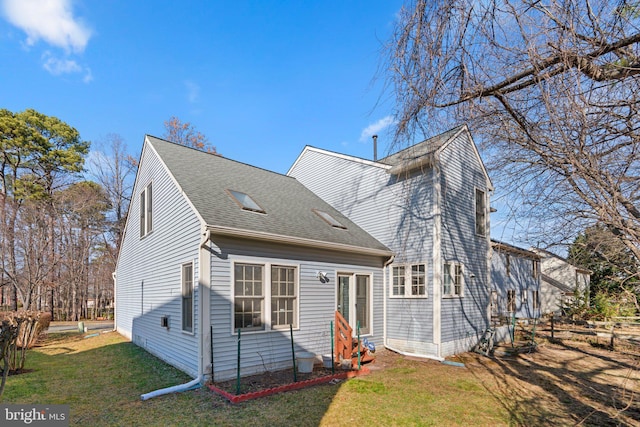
xmin=0 ymin=0 xmax=404 ymax=174
xmin=0 ymin=0 xmax=531 ymax=249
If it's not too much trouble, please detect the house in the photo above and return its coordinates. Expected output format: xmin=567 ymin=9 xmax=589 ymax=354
xmin=288 ymin=125 xmax=493 ymax=359
xmin=114 ymin=136 xmax=393 ymax=383
xmin=530 ymin=248 xmax=591 ymax=315
xmin=490 ymin=240 xmax=541 ymax=321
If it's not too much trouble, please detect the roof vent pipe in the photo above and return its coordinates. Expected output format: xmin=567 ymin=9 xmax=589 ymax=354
xmin=372 ymin=134 xmax=378 ymax=161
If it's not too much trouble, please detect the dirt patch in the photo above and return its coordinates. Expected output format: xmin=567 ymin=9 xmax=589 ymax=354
xmin=457 ymin=328 xmax=640 ymax=426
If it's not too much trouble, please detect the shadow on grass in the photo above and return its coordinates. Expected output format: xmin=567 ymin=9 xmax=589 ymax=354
xmin=461 ymin=338 xmax=640 ymax=426
xmin=3 ymin=333 xmax=341 ymax=426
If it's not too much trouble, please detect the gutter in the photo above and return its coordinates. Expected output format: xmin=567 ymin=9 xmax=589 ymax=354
xmin=208 ymin=225 xmax=393 ymax=258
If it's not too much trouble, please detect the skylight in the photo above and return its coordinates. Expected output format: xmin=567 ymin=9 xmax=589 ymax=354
xmin=313 ymin=209 xmax=347 ymax=229
xmin=227 ymin=190 xmax=265 ymax=213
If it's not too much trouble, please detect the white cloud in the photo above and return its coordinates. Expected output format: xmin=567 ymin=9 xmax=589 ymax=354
xmin=359 ymin=115 xmax=396 ymax=142
xmin=184 ymin=80 xmax=200 ymax=103
xmin=42 ymin=51 xmax=92 ymax=83
xmin=1 ymin=0 xmax=92 ymax=53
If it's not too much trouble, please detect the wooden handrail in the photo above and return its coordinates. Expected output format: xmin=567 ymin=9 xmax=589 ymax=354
xmin=334 ymin=310 xmax=353 ymax=362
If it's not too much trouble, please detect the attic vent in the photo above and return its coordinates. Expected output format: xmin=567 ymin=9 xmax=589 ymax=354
xmin=313 ymin=209 xmax=347 ymax=229
xmin=226 ymin=189 xmax=266 ymax=213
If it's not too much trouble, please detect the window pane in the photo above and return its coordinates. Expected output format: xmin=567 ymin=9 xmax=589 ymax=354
xmin=139 ymin=188 xmax=146 ymax=237
xmin=392 ymin=266 xmax=405 ymax=296
xmin=234 ymin=264 xmax=264 ymax=330
xmin=475 ymin=189 xmax=485 ymax=235
xmin=271 ymin=266 xmax=296 ymax=328
xmin=356 ymin=275 xmax=370 ymax=334
xmin=443 ymin=264 xmax=452 ymax=295
xmin=182 ymin=263 xmax=193 ymax=332
xmin=146 ymin=183 xmax=152 ymax=233
xmin=411 ymin=264 xmax=426 ymax=296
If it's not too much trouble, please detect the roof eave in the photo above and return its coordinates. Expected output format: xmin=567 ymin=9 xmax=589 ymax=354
xmin=207 ymin=225 xmax=394 ymax=258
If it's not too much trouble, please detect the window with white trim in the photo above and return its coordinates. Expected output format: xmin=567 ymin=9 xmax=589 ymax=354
xmin=181 ymin=262 xmax=193 ymax=332
xmin=392 ymin=266 xmax=405 ymax=296
xmin=507 ymin=289 xmax=516 ymax=312
xmin=233 ymin=262 xmax=298 ymax=332
xmin=271 ymin=265 xmax=297 ymax=329
xmin=532 ymin=259 xmax=539 ymax=279
xmin=475 ymin=188 xmax=486 ymax=236
xmin=522 ymin=289 xmax=528 ymax=306
xmin=443 ymin=262 xmax=464 ymax=297
xmin=139 ymin=183 xmax=153 ymax=238
xmin=391 ymin=264 xmax=427 ymax=297
xmin=532 ymin=290 xmax=540 ymax=311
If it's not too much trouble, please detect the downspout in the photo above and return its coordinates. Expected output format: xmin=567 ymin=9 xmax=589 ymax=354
xmin=141 ymin=229 xmax=211 ymax=401
xmin=382 ymin=255 xmax=395 ymax=349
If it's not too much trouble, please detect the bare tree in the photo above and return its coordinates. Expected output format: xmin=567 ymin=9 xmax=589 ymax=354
xmin=89 ymin=134 xmax=136 ymax=257
xmin=163 ymin=116 xmax=217 ymax=154
xmin=386 ymin=0 xmax=640 ymax=259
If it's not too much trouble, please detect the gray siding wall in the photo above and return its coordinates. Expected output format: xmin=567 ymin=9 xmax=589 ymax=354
xmin=208 ymin=236 xmax=385 ymax=381
xmin=438 ymin=132 xmax=491 ymax=355
xmin=491 ymin=250 xmax=541 ymax=319
xmin=115 ymin=143 xmax=201 ymax=377
xmin=289 ymin=150 xmax=437 ymax=355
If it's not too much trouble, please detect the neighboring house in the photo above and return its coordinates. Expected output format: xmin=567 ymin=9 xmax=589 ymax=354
xmin=490 ymin=240 xmax=541 ymax=321
xmin=114 ymin=136 xmax=393 ymax=382
xmin=530 ymin=248 xmax=591 ymax=315
xmin=288 ymin=125 xmax=493 ymax=359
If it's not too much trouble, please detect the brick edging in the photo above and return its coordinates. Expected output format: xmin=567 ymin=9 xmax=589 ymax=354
xmin=208 ymin=367 xmax=370 ymax=404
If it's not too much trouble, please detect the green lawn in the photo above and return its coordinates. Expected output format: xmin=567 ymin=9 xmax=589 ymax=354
xmin=2 ymin=331 xmax=510 ymax=426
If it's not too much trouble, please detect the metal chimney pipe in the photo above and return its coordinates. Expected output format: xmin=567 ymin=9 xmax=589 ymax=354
xmin=372 ymin=134 xmax=378 ymax=161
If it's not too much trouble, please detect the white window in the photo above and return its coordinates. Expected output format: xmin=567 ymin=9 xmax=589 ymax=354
xmin=522 ymin=289 xmax=528 ymax=306
xmin=391 ymin=264 xmax=427 ymax=298
xmin=475 ymin=188 xmax=486 ymax=236
xmin=506 ymin=254 xmax=511 ymax=276
xmin=532 ymin=259 xmax=539 ymax=279
xmin=233 ymin=262 xmax=298 ymax=332
xmin=181 ymin=262 xmax=194 ymax=332
xmin=139 ymin=183 xmax=152 ymax=238
xmin=532 ymin=290 xmax=540 ymax=311
xmin=443 ymin=262 xmax=464 ymax=297
xmin=392 ymin=266 xmax=405 ymax=296
xmin=270 ymin=265 xmax=297 ymax=329
xmin=507 ymin=290 xmax=516 ymax=312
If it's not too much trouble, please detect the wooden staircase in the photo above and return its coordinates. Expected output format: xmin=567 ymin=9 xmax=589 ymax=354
xmin=334 ymin=310 xmax=375 ymax=368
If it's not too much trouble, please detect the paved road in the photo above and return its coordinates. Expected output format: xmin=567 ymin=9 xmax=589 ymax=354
xmin=48 ymin=321 xmax=114 ymax=333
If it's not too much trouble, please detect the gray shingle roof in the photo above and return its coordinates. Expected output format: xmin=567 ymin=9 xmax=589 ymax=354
xmin=146 ymin=136 xmax=391 ymax=256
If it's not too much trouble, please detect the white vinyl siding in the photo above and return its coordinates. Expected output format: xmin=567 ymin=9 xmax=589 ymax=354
xmin=209 ymin=237 xmax=384 ymax=382
xmin=115 ymin=142 xmax=200 ymax=377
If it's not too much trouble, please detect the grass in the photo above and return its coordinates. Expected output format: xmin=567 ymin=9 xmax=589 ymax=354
xmin=2 ymin=331 xmax=513 ymax=426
